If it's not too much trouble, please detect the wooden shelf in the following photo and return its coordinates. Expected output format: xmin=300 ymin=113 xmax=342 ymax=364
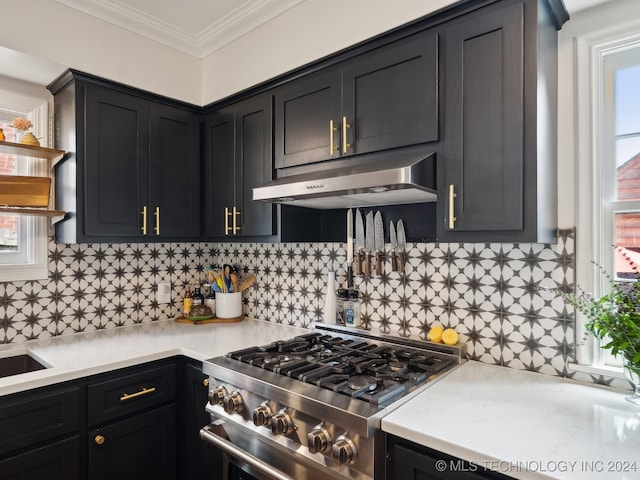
xmin=0 ymin=140 xmax=66 ymax=165
xmin=0 ymin=206 xmax=65 ymax=217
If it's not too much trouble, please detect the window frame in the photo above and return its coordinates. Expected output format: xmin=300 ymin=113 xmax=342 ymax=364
xmin=572 ymin=13 xmax=640 ymax=377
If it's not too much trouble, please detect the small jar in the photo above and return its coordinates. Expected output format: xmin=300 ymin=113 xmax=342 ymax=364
xmin=205 ymin=289 xmax=216 ymax=316
xmin=345 ymin=289 xmax=360 ymax=327
xmin=335 ymin=288 xmax=348 ymax=325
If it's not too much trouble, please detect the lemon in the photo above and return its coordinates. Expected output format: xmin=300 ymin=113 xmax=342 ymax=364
xmin=428 ymin=325 xmax=443 ymax=343
xmin=442 ymin=328 xmax=459 ymax=345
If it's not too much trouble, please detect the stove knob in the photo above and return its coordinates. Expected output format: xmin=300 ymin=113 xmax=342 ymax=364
xmin=208 ymin=386 xmax=228 ymax=406
xmin=307 ymin=426 xmax=331 ymax=454
xmin=332 ymin=436 xmax=357 ymax=465
xmin=223 ymin=391 xmax=244 ymax=414
xmin=270 ymin=412 xmax=293 ymax=436
xmin=252 ymin=403 xmax=273 ymax=427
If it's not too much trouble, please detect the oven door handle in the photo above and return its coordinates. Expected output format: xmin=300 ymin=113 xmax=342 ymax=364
xmin=200 ymin=421 xmax=296 ymax=480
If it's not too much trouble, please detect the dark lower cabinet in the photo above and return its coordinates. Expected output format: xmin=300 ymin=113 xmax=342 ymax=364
xmin=388 ymin=436 xmax=512 ymax=480
xmin=88 ymin=404 xmax=176 ymax=480
xmin=0 ymin=436 xmax=80 ymax=480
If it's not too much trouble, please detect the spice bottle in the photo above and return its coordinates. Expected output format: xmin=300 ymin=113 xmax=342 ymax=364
xmin=205 ymin=287 xmax=216 ymax=315
xmin=345 ymin=289 xmax=360 ymax=327
xmin=193 ymin=286 xmax=204 ymax=306
xmin=182 ymin=289 xmax=193 ymax=316
xmin=336 ymin=288 xmax=348 ymax=326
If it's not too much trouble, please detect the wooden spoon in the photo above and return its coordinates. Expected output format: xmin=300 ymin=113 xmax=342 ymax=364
xmin=239 ymin=274 xmax=256 ymax=292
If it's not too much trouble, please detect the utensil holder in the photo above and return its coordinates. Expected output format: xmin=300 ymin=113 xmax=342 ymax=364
xmin=216 ymin=292 xmax=242 ymax=318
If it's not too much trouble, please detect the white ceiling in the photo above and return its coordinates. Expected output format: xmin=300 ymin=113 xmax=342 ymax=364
xmin=0 ymin=0 xmax=616 ymax=86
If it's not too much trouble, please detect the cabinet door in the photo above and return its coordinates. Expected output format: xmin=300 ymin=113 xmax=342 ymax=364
xmin=441 ymin=2 xmax=524 ymax=237
xmin=235 ymin=95 xmax=275 ymax=237
xmin=342 ymin=30 xmax=439 ymax=156
xmin=203 ymin=108 xmax=235 ymax=237
xmin=274 ymin=69 xmax=341 ymax=168
xmin=149 ymin=104 xmax=200 ymax=238
xmin=88 ymin=404 xmax=176 ymax=480
xmin=0 ymin=436 xmax=80 ymax=480
xmin=84 ymin=85 xmax=150 ymax=237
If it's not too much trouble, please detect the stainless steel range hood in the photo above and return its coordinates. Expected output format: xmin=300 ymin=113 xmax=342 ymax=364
xmin=253 ymin=149 xmax=437 ymax=210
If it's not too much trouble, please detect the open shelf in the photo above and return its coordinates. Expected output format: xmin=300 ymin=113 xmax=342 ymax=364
xmin=0 ymin=140 xmax=66 ymax=166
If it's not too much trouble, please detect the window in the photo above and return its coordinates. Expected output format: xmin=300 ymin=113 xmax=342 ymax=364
xmin=0 ymin=106 xmax=49 ymax=282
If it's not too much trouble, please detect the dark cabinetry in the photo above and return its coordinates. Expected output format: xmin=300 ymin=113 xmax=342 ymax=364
xmin=49 ymin=70 xmax=201 ymax=243
xmin=204 ymin=94 xmax=274 ymax=238
xmin=388 ymin=436 xmax=512 ymax=480
xmin=0 ymin=386 xmax=81 ymax=480
xmin=439 ymin=0 xmax=562 ymax=242
xmin=274 ymin=29 xmax=438 ymax=169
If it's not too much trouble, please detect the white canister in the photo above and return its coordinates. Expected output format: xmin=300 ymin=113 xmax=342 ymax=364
xmin=216 ymin=292 xmax=242 ymax=318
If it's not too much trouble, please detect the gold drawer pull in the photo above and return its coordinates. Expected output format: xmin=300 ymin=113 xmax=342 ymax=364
xmin=95 ymin=434 xmax=105 ymax=445
xmin=154 ymin=206 xmax=160 ymax=235
xmin=141 ymin=205 xmax=148 ymax=235
xmin=342 ymin=116 xmax=351 ymax=154
xmin=120 ymin=386 xmax=156 ymax=402
xmin=203 ymin=378 xmax=209 ymax=387
xmin=448 ymin=184 xmax=457 ymax=229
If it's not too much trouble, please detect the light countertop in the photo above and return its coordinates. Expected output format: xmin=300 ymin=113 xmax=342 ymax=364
xmin=0 ymin=318 xmax=308 ymax=396
xmin=381 ymin=360 xmax=640 ymax=480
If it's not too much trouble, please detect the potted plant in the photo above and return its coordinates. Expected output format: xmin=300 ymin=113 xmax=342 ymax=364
xmin=562 ymin=248 xmax=640 ymax=404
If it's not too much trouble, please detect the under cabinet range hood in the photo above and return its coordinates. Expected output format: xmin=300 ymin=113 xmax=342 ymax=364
xmin=253 ymin=149 xmax=437 ymax=209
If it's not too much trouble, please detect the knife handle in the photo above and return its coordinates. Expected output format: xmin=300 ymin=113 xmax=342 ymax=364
xmin=375 ymin=250 xmax=381 ymax=277
xmin=398 ymin=250 xmax=405 ymax=274
xmin=364 ymin=252 xmax=371 ymax=278
xmin=355 ymin=251 xmax=362 ymax=276
xmin=391 ymin=251 xmax=397 ymax=272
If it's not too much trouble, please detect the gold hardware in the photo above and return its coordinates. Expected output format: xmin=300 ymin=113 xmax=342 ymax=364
xmin=203 ymin=378 xmax=209 ymax=387
xmin=342 ymin=117 xmax=351 ymax=154
xmin=120 ymin=386 xmax=156 ymax=402
xmin=233 ymin=207 xmax=241 ymax=235
xmin=329 ymin=120 xmax=338 ymax=156
xmin=141 ymin=206 xmax=147 ymax=235
xmin=225 ymin=207 xmax=232 ymax=235
xmin=154 ymin=206 xmax=160 ymax=235
xmin=448 ymin=184 xmax=457 ymax=229
xmin=95 ymin=435 xmax=105 ymax=445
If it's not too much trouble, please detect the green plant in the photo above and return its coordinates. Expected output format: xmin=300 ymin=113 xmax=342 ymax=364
xmin=563 ymin=249 xmax=640 ymax=377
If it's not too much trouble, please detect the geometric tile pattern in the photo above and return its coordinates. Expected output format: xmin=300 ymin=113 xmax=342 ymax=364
xmin=0 ymin=229 xmax=583 ymax=380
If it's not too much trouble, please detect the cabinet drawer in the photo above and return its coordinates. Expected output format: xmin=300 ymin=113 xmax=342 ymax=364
xmin=88 ymin=364 xmax=176 ymax=425
xmin=0 ymin=387 xmax=80 ymax=456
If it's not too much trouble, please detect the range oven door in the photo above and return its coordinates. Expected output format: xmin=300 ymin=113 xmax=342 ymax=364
xmin=200 ymin=419 xmax=357 ymax=480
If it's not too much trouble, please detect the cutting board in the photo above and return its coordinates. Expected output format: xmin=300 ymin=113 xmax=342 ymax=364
xmin=175 ymin=315 xmax=243 ymax=324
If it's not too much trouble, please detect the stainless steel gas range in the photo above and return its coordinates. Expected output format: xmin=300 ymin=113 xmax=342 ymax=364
xmin=199 ymin=323 xmax=465 ymax=480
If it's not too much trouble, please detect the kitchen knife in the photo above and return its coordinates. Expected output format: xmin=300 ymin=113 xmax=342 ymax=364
xmin=389 ymin=221 xmax=397 ymax=272
xmin=346 ymin=208 xmax=353 ymax=287
xmin=397 ymin=220 xmax=406 ymax=274
xmin=364 ymin=211 xmax=374 ymax=278
xmin=355 ymin=209 xmax=364 ymax=276
xmin=374 ymin=211 xmax=384 ymax=276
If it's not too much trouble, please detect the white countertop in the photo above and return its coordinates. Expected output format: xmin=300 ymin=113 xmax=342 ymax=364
xmin=0 ymin=318 xmax=308 ymax=396
xmin=382 ymin=361 xmax=640 ymax=480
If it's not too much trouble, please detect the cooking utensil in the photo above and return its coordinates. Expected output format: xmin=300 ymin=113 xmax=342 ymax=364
xmin=364 ymin=211 xmax=374 ymax=278
xmin=355 ymin=209 xmax=364 ymax=276
xmin=230 ymin=273 xmax=239 ymax=293
xmin=374 ymin=211 xmax=384 ymax=276
xmin=239 ymin=273 xmax=256 ymax=292
xmin=397 ymin=220 xmax=406 ymax=274
xmin=389 ymin=220 xmax=397 ymax=272
xmin=346 ymin=208 xmax=353 ymax=287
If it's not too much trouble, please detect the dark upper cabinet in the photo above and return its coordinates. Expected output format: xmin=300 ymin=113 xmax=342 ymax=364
xmin=204 ymin=94 xmax=275 ymax=238
xmin=438 ymin=0 xmax=562 ymax=243
xmin=274 ymin=29 xmax=439 ymax=170
xmin=49 ymin=70 xmax=201 ymax=243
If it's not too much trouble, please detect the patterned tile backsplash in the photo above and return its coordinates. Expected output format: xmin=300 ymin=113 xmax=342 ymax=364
xmin=0 ymin=228 xmax=625 ymax=386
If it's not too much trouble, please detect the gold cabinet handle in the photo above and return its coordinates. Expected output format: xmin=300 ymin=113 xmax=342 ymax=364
xmin=233 ymin=207 xmax=241 ymax=235
xmin=203 ymin=378 xmax=209 ymax=387
xmin=141 ymin=205 xmax=147 ymax=235
xmin=225 ymin=207 xmax=232 ymax=235
xmin=120 ymin=386 xmax=156 ymax=402
xmin=154 ymin=206 xmax=160 ymax=235
xmin=329 ymin=120 xmax=338 ymax=156
xmin=95 ymin=435 xmax=105 ymax=445
xmin=342 ymin=116 xmax=351 ymax=154
xmin=448 ymin=184 xmax=457 ymax=229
